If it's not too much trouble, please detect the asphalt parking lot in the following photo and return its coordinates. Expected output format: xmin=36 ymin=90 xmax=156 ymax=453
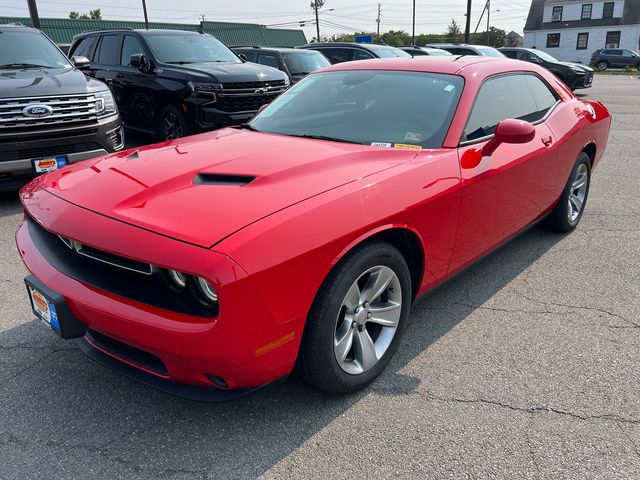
xmin=1 ymin=74 xmax=639 ymax=479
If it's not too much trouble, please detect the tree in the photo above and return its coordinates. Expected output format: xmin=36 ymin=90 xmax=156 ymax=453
xmin=469 ymin=27 xmax=506 ymax=48
xmin=69 ymin=8 xmax=101 ymax=20
xmin=446 ymin=19 xmax=462 ymax=43
xmin=379 ymin=30 xmax=410 ymax=46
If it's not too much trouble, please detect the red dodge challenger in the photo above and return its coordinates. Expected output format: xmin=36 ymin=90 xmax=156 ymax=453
xmin=16 ymin=57 xmax=611 ymax=400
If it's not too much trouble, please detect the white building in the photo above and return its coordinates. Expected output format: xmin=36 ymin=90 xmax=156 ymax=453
xmin=523 ymin=0 xmax=640 ymax=63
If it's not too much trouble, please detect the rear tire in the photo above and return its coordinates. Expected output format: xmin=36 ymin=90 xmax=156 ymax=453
xmin=545 ymin=152 xmax=591 ymax=233
xmin=159 ymin=105 xmax=190 ymax=140
xmin=297 ymin=240 xmax=412 ymax=394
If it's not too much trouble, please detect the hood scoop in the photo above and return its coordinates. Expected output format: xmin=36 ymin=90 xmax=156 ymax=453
xmin=193 ymin=173 xmax=255 ymax=186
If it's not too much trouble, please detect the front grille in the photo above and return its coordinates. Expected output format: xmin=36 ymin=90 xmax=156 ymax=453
xmin=27 ymin=216 xmax=217 ymax=318
xmin=216 ymin=93 xmax=279 ymax=113
xmin=0 ymin=93 xmax=99 ymax=134
xmin=221 ymin=79 xmax=286 ymax=90
xmin=0 ymin=142 xmax=101 ymax=163
xmin=86 ymin=329 xmax=169 ymax=377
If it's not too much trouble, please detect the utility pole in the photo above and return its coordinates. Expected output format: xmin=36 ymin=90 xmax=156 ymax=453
xmin=26 ymin=0 xmax=41 ymax=29
xmin=464 ymin=0 xmax=472 ymax=43
xmin=141 ymin=0 xmax=149 ymax=29
xmin=376 ymin=3 xmax=381 ymax=38
xmin=412 ymin=0 xmax=416 ymax=46
xmin=486 ymin=0 xmax=490 ymax=45
xmin=311 ymin=0 xmax=325 ymax=42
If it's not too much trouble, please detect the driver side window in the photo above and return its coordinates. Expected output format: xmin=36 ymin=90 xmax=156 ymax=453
xmin=463 ymin=74 xmax=558 ymax=142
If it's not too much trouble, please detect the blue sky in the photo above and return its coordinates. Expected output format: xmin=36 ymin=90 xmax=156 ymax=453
xmin=4 ymin=1 xmax=532 ymax=36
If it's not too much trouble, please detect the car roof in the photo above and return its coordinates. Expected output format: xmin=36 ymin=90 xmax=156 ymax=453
xmin=233 ymin=46 xmax=313 ymax=53
xmin=317 ymin=56 xmax=522 ymax=76
xmin=74 ymin=28 xmax=204 ymax=38
xmin=302 ymin=42 xmax=398 ymax=51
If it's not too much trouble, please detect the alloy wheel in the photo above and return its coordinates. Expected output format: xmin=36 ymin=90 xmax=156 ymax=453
xmin=162 ymin=112 xmax=184 ymax=140
xmin=334 ymin=265 xmax=402 ymax=375
xmin=568 ymin=163 xmax=588 ymax=223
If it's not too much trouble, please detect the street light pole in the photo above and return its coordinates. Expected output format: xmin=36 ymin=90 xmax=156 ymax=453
xmin=464 ymin=0 xmax=472 ymax=43
xmin=141 ymin=0 xmax=149 ymax=29
xmin=412 ymin=0 xmax=416 ymax=46
xmin=26 ymin=0 xmax=41 ymax=29
xmin=486 ymin=0 xmax=490 ymax=45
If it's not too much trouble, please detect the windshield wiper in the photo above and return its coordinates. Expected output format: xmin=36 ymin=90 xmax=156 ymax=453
xmin=0 ymin=63 xmax=53 ymax=69
xmin=292 ymin=134 xmax=366 ymax=145
xmin=235 ymin=123 xmax=260 ymax=132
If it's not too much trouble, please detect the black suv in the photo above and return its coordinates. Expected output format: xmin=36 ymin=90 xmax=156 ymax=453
xmin=299 ymin=42 xmax=410 ymax=64
xmin=500 ymin=47 xmax=593 ymax=90
xmin=590 ymin=48 xmax=640 ymax=70
xmin=232 ymin=46 xmax=330 ymax=84
xmin=0 ymin=24 xmax=124 ymax=191
xmin=69 ymin=29 xmax=289 ymax=140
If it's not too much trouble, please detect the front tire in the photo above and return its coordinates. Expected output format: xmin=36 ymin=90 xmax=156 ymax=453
xmin=297 ymin=241 xmax=412 ymax=394
xmin=159 ymin=105 xmax=190 ymax=140
xmin=545 ymin=152 xmax=591 ymax=232
xmin=596 ymin=61 xmax=608 ymax=71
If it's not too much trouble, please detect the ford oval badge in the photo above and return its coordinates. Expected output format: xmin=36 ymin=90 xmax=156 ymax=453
xmin=23 ymin=104 xmax=53 ymax=118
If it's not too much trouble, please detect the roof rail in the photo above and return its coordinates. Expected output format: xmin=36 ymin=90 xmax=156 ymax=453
xmin=230 ymin=45 xmax=264 ymax=49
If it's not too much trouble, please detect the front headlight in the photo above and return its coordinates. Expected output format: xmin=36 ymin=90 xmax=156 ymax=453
xmin=570 ymin=65 xmax=586 ymax=73
xmin=188 ymin=81 xmax=223 ymax=93
xmin=95 ymin=89 xmax=117 ymax=116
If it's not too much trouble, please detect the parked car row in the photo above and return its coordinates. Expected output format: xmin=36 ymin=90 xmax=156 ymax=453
xmin=0 ymin=21 xmax=612 ymax=193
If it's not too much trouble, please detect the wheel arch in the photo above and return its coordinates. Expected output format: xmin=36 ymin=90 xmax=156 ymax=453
xmin=330 ymin=225 xmax=426 ymax=300
xmin=583 ymin=142 xmax=596 ymax=165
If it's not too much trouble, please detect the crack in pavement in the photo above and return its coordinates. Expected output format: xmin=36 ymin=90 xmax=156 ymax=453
xmin=424 ymin=394 xmax=640 ymax=425
xmin=0 ymin=348 xmax=77 ymax=385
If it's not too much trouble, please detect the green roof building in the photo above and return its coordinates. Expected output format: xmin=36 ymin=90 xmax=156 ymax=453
xmin=0 ymin=17 xmax=307 ymax=48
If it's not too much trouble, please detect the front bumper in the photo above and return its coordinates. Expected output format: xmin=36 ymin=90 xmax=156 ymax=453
xmin=0 ymin=114 xmax=124 ymax=191
xmin=571 ymin=71 xmax=593 ymax=89
xmin=16 ymin=186 xmax=301 ymax=396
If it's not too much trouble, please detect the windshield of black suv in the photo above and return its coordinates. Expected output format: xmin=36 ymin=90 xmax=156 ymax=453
xmin=532 ymin=50 xmax=559 ymax=63
xmin=250 ymin=70 xmax=464 ymax=149
xmin=281 ymin=51 xmax=330 ymax=75
xmin=0 ymin=28 xmax=71 ymax=69
xmin=366 ymin=44 xmax=412 ymax=58
xmin=476 ymin=47 xmax=506 ymax=58
xmin=145 ymin=33 xmax=241 ymax=64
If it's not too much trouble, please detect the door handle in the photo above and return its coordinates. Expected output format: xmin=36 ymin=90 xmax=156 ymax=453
xmin=541 ymin=135 xmax=553 ymax=146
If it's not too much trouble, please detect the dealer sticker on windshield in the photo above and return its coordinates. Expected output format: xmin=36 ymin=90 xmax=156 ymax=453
xmin=394 ymin=144 xmax=422 ymax=150
xmin=371 ymin=142 xmax=392 ymax=147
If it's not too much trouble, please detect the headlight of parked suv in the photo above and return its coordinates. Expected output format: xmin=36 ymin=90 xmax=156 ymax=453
xmin=95 ymin=89 xmax=117 ymax=116
xmin=188 ymin=81 xmax=223 ymax=93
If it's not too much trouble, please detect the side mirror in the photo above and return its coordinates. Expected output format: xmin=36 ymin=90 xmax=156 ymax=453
xmin=257 ymin=104 xmax=269 ymax=114
xmin=461 ymin=119 xmax=536 ymax=169
xmin=71 ymin=56 xmax=90 ymax=69
xmin=238 ymin=53 xmax=248 ymax=62
xmin=129 ymin=53 xmax=146 ymax=70
xmin=483 ymin=119 xmax=535 ymax=156
xmin=530 ymin=56 xmax=542 ymax=64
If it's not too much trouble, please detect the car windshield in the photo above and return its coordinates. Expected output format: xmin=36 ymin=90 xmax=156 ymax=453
xmin=281 ymin=51 xmax=330 ymax=75
xmin=0 ymin=29 xmax=71 ymax=69
xmin=145 ymin=34 xmax=240 ymax=64
xmin=533 ymin=50 xmax=558 ymax=62
xmin=366 ymin=45 xmax=412 ymax=58
xmin=477 ymin=47 xmax=506 ymax=58
xmin=250 ymin=70 xmax=464 ymax=149
xmin=427 ymin=49 xmax=452 ymax=56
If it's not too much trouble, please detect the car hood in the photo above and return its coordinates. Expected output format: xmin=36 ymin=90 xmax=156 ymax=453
xmin=34 ymin=129 xmax=419 ymax=247
xmin=167 ymin=61 xmax=286 ymax=83
xmin=0 ymin=66 xmax=104 ymax=97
